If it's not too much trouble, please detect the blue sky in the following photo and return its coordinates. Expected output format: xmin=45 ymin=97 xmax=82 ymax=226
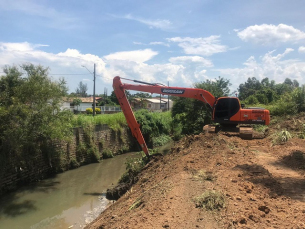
xmin=1 ymin=0 xmax=305 ymax=95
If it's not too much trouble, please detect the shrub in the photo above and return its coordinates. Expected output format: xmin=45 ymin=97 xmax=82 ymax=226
xmin=269 ymin=93 xmax=298 ymax=116
xmin=102 ymin=149 xmax=114 ymax=158
xmin=69 ymin=158 xmax=80 ymax=169
xmin=118 ymin=150 xmax=159 ymax=184
xmin=95 ymin=108 xmax=101 ymax=114
xmin=152 ymin=134 xmax=172 ymax=147
xmin=273 ymin=129 xmax=292 ymax=144
xmin=86 ymin=108 xmax=93 ymax=114
xmin=246 ymin=95 xmax=259 ymax=105
xmin=88 ymin=145 xmax=100 ymax=162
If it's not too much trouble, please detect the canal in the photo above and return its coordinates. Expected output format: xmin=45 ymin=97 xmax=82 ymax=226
xmin=0 ymin=152 xmax=138 ymax=229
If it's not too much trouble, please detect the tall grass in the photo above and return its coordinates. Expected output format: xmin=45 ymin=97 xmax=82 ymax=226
xmin=71 ymin=112 xmax=127 ymax=130
xmin=72 ymin=111 xmax=173 ymax=142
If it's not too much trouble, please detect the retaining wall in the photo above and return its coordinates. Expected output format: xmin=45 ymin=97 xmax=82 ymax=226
xmin=0 ymin=125 xmax=136 ymax=196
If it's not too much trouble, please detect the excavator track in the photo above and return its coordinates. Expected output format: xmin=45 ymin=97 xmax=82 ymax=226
xmin=239 ymin=126 xmax=253 ymax=140
xmin=203 ymin=125 xmax=253 ymax=140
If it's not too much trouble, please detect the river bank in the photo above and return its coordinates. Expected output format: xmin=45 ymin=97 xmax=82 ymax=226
xmin=86 ymin=118 xmax=305 ymax=228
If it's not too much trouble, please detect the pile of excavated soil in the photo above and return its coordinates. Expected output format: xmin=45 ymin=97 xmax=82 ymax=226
xmin=86 ymin=121 xmax=305 ymax=229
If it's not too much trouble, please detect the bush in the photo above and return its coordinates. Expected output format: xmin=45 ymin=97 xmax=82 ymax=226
xmin=268 ymin=93 xmax=298 ymax=116
xmin=135 ymin=110 xmax=172 ymax=144
xmin=102 ymin=149 xmax=114 ymax=158
xmin=95 ymin=108 xmax=101 ymax=114
xmin=246 ymin=95 xmax=259 ymax=105
xmin=152 ymin=134 xmax=172 ymax=147
xmin=86 ymin=108 xmax=93 ymax=114
xmin=272 ymin=130 xmax=292 ymax=144
xmin=69 ymin=158 xmax=80 ymax=169
xmin=88 ymin=145 xmax=100 ymax=162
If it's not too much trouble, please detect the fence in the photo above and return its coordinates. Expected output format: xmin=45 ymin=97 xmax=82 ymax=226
xmin=61 ymin=106 xmax=122 ymax=113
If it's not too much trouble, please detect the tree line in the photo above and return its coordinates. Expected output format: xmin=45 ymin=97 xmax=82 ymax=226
xmin=171 ymin=76 xmax=305 ymax=136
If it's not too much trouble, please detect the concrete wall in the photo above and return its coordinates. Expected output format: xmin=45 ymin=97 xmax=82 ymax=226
xmin=0 ymin=125 xmax=136 ymax=196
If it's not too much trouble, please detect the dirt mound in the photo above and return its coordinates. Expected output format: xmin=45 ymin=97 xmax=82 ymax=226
xmin=86 ymin=126 xmax=305 ymax=229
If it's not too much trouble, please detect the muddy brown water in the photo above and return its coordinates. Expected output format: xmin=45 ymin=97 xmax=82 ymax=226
xmin=0 ymin=152 xmax=139 ymax=229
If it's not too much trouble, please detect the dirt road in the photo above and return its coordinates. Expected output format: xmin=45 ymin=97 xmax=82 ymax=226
xmin=87 ymin=118 xmax=305 ymax=228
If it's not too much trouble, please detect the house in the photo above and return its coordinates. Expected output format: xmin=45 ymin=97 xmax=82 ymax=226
xmin=61 ymin=97 xmax=121 ymax=114
xmin=131 ymin=98 xmax=173 ymax=111
xmin=61 ymin=97 xmax=100 ymax=112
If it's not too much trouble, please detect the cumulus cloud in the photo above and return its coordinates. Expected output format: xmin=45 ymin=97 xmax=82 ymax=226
xmin=237 ymin=24 xmax=305 ymax=45
xmin=167 ymin=36 xmax=228 ymax=56
xmin=0 ymin=42 xmax=106 ymax=92
xmin=104 ymin=49 xmax=158 ymax=63
xmin=0 ymin=42 xmax=203 ymax=92
xmin=217 ymin=48 xmax=305 ymax=89
xmin=169 ymin=56 xmax=213 ymax=67
xmin=299 ymin=46 xmax=305 ymax=53
xmin=124 ymin=14 xmax=173 ymax=30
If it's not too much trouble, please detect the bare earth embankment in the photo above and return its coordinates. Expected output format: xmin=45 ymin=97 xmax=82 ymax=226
xmin=87 ymin=116 xmax=305 ymax=229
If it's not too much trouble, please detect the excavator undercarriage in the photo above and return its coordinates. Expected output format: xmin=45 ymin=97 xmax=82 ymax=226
xmin=203 ymin=124 xmax=253 ymax=140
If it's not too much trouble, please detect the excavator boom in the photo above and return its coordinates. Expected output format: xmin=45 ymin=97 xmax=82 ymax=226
xmin=113 ymin=76 xmax=216 ymax=156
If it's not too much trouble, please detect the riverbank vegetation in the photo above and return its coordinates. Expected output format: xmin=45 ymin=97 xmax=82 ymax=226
xmin=0 ymin=64 xmax=73 ymax=177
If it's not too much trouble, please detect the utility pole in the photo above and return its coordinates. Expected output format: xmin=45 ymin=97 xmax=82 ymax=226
xmin=93 ymin=63 xmax=96 ymax=117
xmin=81 ymin=64 xmax=96 ymax=117
xmin=168 ymin=81 xmax=169 ymax=111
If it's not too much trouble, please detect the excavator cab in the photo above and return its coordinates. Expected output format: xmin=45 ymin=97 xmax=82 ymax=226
xmin=213 ymin=97 xmax=240 ymax=124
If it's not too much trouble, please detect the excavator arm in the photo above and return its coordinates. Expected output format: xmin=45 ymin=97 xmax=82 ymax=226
xmin=113 ymin=76 xmax=216 ymax=156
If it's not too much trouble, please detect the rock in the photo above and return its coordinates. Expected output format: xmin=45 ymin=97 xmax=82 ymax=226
xmin=239 ymin=217 xmax=247 ymax=224
xmin=258 ymin=205 xmax=270 ymax=214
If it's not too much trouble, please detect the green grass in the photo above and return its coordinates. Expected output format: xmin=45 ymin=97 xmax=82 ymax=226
xmin=71 ymin=112 xmax=127 ymax=130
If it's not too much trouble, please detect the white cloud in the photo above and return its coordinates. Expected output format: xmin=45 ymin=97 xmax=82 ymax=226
xmin=149 ymin=42 xmax=170 ymax=47
xmin=104 ymin=49 xmax=158 ymax=63
xmin=0 ymin=42 xmax=106 ymax=92
xmin=217 ymin=49 xmax=305 ymax=89
xmin=299 ymin=46 xmax=305 ymax=53
xmin=133 ymin=42 xmax=144 ymax=45
xmin=169 ymin=56 xmax=213 ymax=67
xmin=124 ymin=14 xmax=173 ymax=30
xmin=0 ymin=42 xmax=199 ymax=91
xmin=167 ymin=36 xmax=228 ymax=56
xmin=237 ymin=24 xmax=305 ymax=45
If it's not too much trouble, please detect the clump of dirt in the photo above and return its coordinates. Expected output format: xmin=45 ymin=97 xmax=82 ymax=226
xmin=86 ymin=118 xmax=305 ymax=229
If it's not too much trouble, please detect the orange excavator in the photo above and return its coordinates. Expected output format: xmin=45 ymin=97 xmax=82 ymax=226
xmin=113 ymin=76 xmax=270 ymax=156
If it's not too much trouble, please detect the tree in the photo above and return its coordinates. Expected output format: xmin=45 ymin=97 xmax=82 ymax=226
xmin=75 ymin=81 xmax=88 ymax=97
xmin=172 ymin=77 xmax=231 ymax=135
xmin=109 ymin=90 xmax=133 ymax=105
xmin=71 ymin=98 xmax=82 ymax=110
xmin=0 ymin=64 xmax=72 ymax=175
xmin=194 ymin=76 xmax=231 ymax=97
xmin=238 ymin=77 xmax=262 ymax=100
